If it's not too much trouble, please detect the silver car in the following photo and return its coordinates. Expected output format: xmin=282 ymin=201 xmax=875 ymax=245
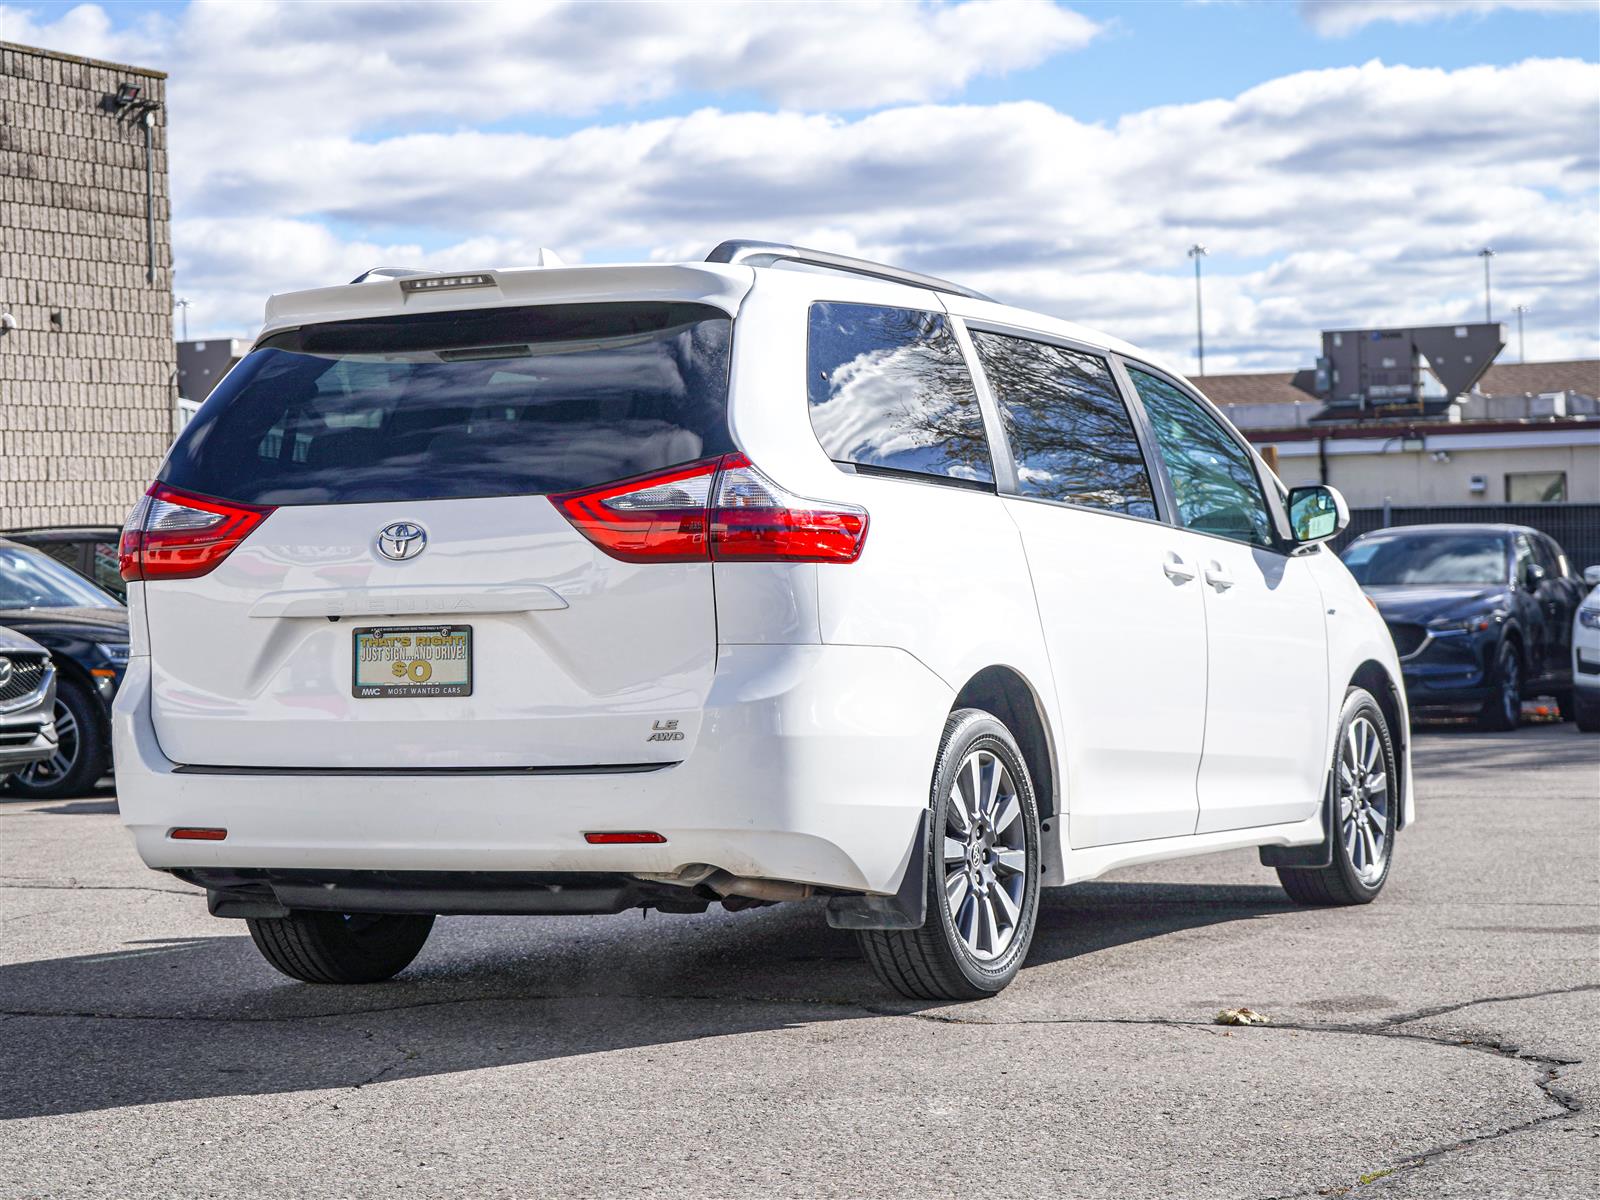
xmin=0 ymin=626 xmax=57 ymax=777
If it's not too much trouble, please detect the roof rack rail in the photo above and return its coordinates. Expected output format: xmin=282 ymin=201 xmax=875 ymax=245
xmin=349 ymin=266 xmax=430 ymax=284
xmin=706 ymin=240 xmax=993 ymax=303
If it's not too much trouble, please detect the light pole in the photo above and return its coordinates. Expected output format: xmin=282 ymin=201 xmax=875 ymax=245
xmin=1188 ymin=243 xmax=1208 ymax=376
xmin=175 ymin=297 xmax=191 ymax=341
xmin=1513 ymin=304 xmax=1529 ymax=363
xmin=1477 ymin=246 xmax=1495 ymax=323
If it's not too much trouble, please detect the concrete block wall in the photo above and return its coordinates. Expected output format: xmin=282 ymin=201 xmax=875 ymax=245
xmin=0 ymin=40 xmax=173 ymax=528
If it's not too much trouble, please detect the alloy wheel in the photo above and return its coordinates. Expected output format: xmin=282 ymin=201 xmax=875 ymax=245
xmin=942 ymin=748 xmax=1029 ymax=961
xmin=1500 ymin=653 xmax=1521 ymax=727
xmin=1336 ymin=715 xmax=1390 ymax=886
xmin=14 ymin=698 xmax=79 ymax=788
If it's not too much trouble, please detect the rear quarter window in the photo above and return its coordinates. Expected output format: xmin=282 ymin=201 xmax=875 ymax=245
xmin=160 ymin=302 xmax=734 ymax=505
xmin=807 ymin=302 xmax=993 ymax=488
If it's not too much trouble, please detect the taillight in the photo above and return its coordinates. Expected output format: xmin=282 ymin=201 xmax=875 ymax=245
xmin=709 ymin=454 xmax=868 ymax=563
xmin=551 ymin=455 xmax=868 ymax=564
xmin=119 ymin=483 xmax=275 ymax=581
xmin=549 ymin=458 xmax=718 ymax=563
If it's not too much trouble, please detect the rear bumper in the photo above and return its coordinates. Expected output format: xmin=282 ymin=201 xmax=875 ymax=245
xmin=114 ymin=643 xmax=951 ymax=896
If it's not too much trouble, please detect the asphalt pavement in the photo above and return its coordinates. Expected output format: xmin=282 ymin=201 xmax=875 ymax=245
xmin=1 ymin=723 xmax=1596 ymax=1199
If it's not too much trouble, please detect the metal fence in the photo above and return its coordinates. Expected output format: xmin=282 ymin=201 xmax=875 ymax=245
xmin=1333 ymin=503 xmax=1600 ymax=569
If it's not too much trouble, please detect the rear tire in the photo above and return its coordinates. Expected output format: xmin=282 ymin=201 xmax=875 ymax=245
xmin=1278 ymin=687 xmax=1396 ymax=907
xmin=1574 ymin=689 xmax=1600 ymax=734
xmin=246 ymin=911 xmax=435 ymax=984
xmin=858 ymin=708 xmax=1041 ymax=1001
xmin=1478 ymin=642 xmax=1522 ymax=732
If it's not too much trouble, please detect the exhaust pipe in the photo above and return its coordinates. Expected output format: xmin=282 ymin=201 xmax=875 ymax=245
xmin=703 ymin=871 xmax=814 ymax=904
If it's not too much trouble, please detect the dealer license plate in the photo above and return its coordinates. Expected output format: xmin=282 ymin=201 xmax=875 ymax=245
xmin=352 ymin=625 xmax=473 ymax=698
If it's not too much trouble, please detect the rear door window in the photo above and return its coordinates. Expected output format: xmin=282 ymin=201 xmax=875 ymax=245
xmin=160 ymin=302 xmax=734 ymax=505
xmin=969 ymin=330 xmax=1156 ymax=519
xmin=807 ymin=302 xmax=993 ymax=487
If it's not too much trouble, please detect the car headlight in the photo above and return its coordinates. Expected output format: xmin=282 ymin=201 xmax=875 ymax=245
xmin=93 ymin=642 xmax=130 ymax=667
xmin=1580 ymin=609 xmax=1600 ymax=630
xmin=1428 ymin=613 xmax=1501 ymax=635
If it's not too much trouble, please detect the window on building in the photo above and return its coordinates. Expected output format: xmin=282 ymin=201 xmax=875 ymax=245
xmin=1127 ymin=367 xmax=1274 ymax=546
xmin=969 ymin=331 xmax=1156 ymax=519
xmin=807 ymin=303 xmax=993 ymax=487
xmin=1505 ymin=471 xmax=1567 ymax=503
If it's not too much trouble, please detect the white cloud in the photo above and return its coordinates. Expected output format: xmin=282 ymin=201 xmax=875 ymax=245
xmin=3 ymin=4 xmax=1596 ymax=371
xmin=1300 ymin=1 xmax=1577 ymax=38
xmin=1 ymin=0 xmax=1100 ymax=121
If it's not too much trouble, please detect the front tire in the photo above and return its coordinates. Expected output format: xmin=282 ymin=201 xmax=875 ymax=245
xmin=246 ymin=911 xmax=435 ymax=984
xmin=1478 ymin=641 xmax=1522 ymax=732
xmin=1278 ymin=687 xmax=1396 ymax=907
xmin=4 ymin=676 xmax=109 ymax=799
xmin=858 ymin=708 xmax=1041 ymax=1000
xmin=1574 ymin=689 xmax=1600 ymax=734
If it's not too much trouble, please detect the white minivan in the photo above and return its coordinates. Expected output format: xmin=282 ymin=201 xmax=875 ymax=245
xmin=114 ymin=241 xmax=1412 ymax=999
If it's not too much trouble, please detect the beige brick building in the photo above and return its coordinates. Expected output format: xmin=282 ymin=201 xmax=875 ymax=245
xmin=0 ymin=41 xmax=173 ymax=528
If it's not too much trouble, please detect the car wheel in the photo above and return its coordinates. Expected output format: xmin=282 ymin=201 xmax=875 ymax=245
xmin=1478 ymin=642 xmax=1523 ymax=732
xmin=857 ymin=708 xmax=1042 ymax=1001
xmin=246 ymin=911 xmax=435 ymax=984
xmin=1574 ymin=689 xmax=1600 ymax=734
xmin=4 ymin=677 xmax=108 ymax=800
xmin=1278 ymin=687 xmax=1396 ymax=907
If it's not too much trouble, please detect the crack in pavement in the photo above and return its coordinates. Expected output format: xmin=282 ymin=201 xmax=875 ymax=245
xmin=4 ymin=982 xmax=1591 ymax=1197
xmin=0 ymin=881 xmax=196 ymax=896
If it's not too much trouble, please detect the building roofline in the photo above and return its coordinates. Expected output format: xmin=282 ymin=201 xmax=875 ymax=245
xmin=0 ymin=39 xmax=167 ymax=80
xmin=1243 ymin=416 xmax=1598 ymax=443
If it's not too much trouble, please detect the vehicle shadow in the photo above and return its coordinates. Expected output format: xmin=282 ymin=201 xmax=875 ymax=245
xmin=0 ymin=878 xmax=1297 ymax=1120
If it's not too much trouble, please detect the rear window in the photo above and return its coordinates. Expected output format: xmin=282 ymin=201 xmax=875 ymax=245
xmin=161 ymin=302 xmax=734 ymax=505
xmin=807 ymin=302 xmax=993 ymax=488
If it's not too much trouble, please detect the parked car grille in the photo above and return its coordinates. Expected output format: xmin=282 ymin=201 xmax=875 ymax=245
xmin=0 ymin=655 xmax=50 ymax=708
xmin=1386 ymin=622 xmax=1428 ymax=658
xmin=0 ymin=726 xmax=46 ymax=747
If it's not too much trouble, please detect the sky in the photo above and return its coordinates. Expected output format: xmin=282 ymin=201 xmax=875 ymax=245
xmin=2 ymin=0 xmax=1597 ymax=373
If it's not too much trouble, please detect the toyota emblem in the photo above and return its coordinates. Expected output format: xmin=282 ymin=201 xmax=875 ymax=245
xmin=376 ymin=521 xmax=427 ymax=561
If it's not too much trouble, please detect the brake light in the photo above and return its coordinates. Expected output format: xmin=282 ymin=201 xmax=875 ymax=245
xmin=119 ymin=483 xmax=275 ymax=582
xmin=551 ymin=454 xmax=868 ymax=564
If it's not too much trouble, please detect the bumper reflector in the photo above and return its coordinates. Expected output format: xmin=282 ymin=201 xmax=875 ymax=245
xmin=169 ymin=827 xmax=228 ymax=841
xmin=583 ymin=831 xmax=667 ymax=845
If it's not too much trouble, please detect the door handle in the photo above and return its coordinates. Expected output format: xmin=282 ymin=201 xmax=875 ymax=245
xmin=1204 ymin=561 xmax=1234 ymax=591
xmin=1163 ymin=551 xmax=1197 ymax=583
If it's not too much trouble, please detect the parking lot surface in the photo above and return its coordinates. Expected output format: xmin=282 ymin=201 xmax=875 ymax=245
xmin=1 ymin=724 xmax=1596 ymax=1199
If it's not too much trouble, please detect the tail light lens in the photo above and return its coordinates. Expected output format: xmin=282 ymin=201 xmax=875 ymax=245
xmin=709 ymin=455 xmax=868 ymax=563
xmin=549 ymin=459 xmax=717 ymax=563
xmin=119 ymin=483 xmax=276 ymax=581
xmin=551 ymin=454 xmax=868 ymax=564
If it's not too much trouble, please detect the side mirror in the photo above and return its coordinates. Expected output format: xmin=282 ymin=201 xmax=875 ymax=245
xmin=1287 ymin=484 xmax=1348 ymax=545
xmin=1523 ymin=561 xmax=1548 ymax=590
xmin=1584 ymin=565 xmax=1600 ymax=588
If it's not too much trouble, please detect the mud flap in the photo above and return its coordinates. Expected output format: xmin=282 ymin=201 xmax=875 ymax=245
xmin=1258 ymin=780 xmax=1334 ymax=869
xmin=824 ymin=809 xmax=928 ymax=931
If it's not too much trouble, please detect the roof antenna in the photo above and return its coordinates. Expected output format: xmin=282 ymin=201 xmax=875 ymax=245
xmin=535 ymin=247 xmax=566 ymax=268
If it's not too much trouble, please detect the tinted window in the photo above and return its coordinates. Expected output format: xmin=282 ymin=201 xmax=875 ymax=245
xmin=161 ymin=303 xmax=734 ymax=505
xmin=807 ymin=302 xmax=992 ymax=486
xmin=1128 ymin=368 xmax=1273 ymax=546
xmin=1341 ymin=533 xmax=1509 ymax=586
xmin=970 ymin=331 xmax=1155 ymax=519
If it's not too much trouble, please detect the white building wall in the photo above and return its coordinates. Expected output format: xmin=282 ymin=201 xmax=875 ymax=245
xmin=1265 ymin=431 xmax=1600 ymax=507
